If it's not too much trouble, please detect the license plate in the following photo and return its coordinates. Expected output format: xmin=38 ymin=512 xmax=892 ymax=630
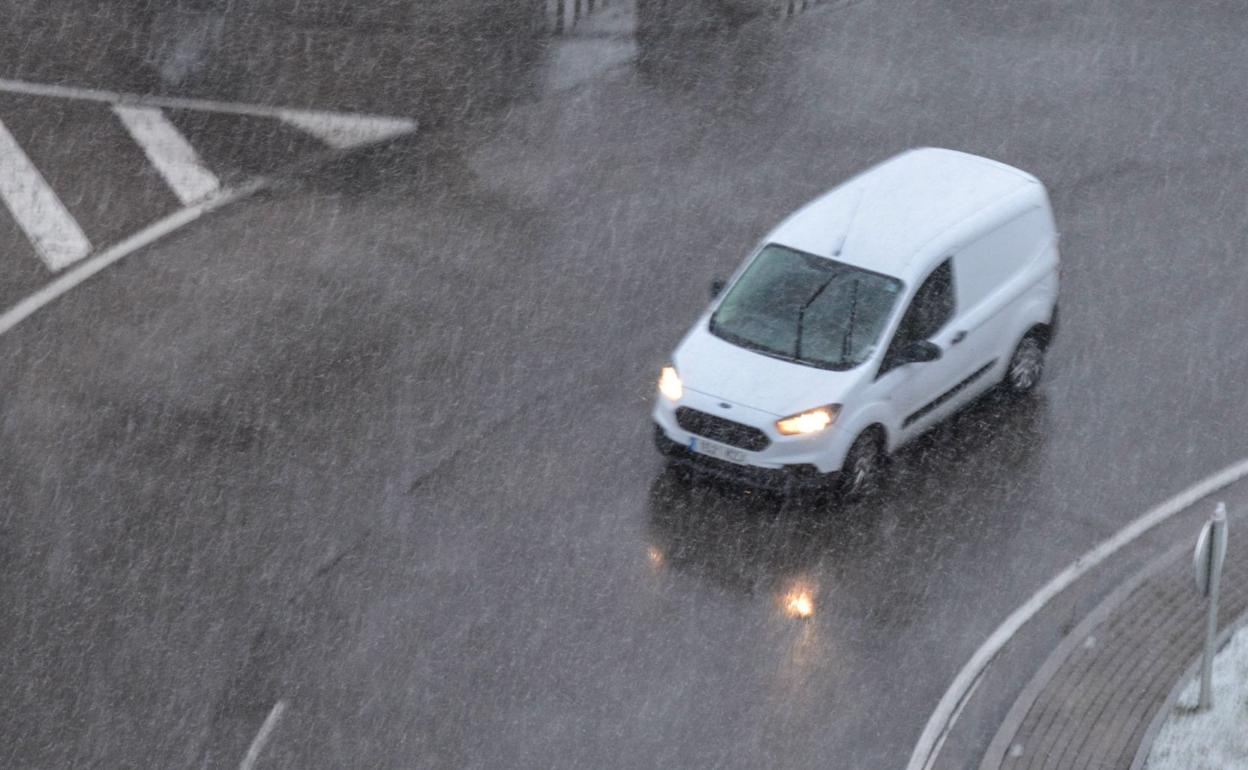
xmin=689 ymin=436 xmax=748 ymax=465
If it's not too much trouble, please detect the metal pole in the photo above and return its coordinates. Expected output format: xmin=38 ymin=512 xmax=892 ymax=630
xmin=1199 ymin=502 xmax=1228 ymax=711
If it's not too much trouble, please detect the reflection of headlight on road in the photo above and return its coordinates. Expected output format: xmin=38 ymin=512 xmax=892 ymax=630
xmin=647 ymin=545 xmax=665 ymax=568
xmin=782 ymin=586 xmax=815 ymax=619
xmin=658 ymin=365 xmax=683 ymax=401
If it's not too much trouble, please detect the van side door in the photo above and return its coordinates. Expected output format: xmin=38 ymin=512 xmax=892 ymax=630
xmin=877 ymin=259 xmax=985 ymax=441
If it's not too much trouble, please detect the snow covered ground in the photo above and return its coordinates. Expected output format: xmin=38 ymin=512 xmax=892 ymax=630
xmin=1147 ymin=624 xmax=1248 ymax=769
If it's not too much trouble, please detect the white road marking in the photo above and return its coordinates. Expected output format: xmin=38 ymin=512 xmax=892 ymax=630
xmin=276 ymin=110 xmax=417 ymax=150
xmin=239 ymin=700 xmax=287 ymax=770
xmin=112 ymin=104 xmax=220 ymax=206
xmin=0 ymin=77 xmax=414 ymax=330
xmin=906 ymin=457 xmax=1248 ymax=770
xmin=0 ymin=177 xmax=267 ymax=338
xmin=0 ymin=77 xmax=417 ymax=149
xmin=0 ymin=118 xmax=91 ymax=271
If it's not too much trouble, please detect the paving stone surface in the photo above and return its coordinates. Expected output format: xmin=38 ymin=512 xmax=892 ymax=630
xmin=993 ymin=543 xmax=1248 ymax=769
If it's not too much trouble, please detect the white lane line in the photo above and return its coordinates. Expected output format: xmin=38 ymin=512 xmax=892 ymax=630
xmin=906 ymin=457 xmax=1248 ymax=770
xmin=239 ymin=700 xmax=287 ymax=770
xmin=0 ymin=177 xmax=267 ymax=338
xmin=0 ymin=118 xmax=91 ymax=271
xmin=112 ymin=104 xmax=220 ymax=206
xmin=276 ymin=110 xmax=418 ymax=150
xmin=0 ymin=78 xmax=417 ymax=149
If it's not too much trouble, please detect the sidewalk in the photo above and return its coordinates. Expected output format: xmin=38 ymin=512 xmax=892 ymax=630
xmin=980 ymin=519 xmax=1248 ymax=769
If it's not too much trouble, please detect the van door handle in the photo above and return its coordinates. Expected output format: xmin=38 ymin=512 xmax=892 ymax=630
xmin=950 ymin=330 xmax=967 ymax=345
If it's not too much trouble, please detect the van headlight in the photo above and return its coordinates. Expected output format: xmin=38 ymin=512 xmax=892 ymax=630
xmin=658 ymin=365 xmax=683 ymax=401
xmin=776 ymin=405 xmax=840 ymax=436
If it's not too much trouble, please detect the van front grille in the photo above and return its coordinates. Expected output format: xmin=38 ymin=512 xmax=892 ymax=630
xmin=675 ymin=408 xmax=771 ymax=452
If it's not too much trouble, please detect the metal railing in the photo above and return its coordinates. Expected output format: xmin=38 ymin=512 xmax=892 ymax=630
xmin=771 ymin=0 xmax=840 ymax=17
xmin=544 ymin=0 xmax=617 ymax=34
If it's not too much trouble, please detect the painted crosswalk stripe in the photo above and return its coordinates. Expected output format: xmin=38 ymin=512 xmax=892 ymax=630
xmin=0 ymin=118 xmax=91 ymax=271
xmin=0 ymin=78 xmax=418 ymax=151
xmin=112 ymin=104 xmax=220 ymax=206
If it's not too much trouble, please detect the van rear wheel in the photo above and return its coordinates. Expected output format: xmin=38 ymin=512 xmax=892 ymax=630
xmin=1005 ymin=333 xmax=1046 ymax=394
xmin=839 ymin=430 xmax=884 ymax=501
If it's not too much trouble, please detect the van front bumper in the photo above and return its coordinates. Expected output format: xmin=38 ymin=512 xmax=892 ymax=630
xmin=652 ymin=387 xmax=855 ymax=475
xmin=652 ymin=425 xmax=834 ymax=492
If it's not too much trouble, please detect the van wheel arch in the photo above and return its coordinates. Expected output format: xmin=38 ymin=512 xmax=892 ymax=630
xmin=1030 ymin=320 xmax=1055 ymax=350
xmin=861 ymin=423 xmax=889 ymax=453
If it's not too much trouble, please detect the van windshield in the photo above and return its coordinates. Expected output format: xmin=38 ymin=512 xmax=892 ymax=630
xmin=709 ymin=244 xmax=903 ymax=371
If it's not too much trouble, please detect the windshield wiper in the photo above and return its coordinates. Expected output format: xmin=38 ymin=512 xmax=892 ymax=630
xmin=795 ymin=275 xmax=837 ymax=362
xmin=841 ymin=279 xmax=860 ymax=361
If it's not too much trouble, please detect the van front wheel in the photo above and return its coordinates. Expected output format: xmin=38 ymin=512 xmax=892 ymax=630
xmin=1006 ymin=334 xmax=1046 ymax=394
xmin=839 ymin=430 xmax=884 ymax=501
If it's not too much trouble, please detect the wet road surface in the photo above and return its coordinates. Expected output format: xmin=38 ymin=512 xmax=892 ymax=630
xmin=3 ymin=1 xmax=1248 ymax=767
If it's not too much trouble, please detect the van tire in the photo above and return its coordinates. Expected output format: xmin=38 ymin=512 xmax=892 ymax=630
xmin=1005 ymin=331 xmax=1046 ymax=394
xmin=839 ymin=429 xmax=885 ymax=501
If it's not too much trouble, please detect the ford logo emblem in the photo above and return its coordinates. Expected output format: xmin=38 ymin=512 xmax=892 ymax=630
xmin=719 ymin=402 xmax=731 ymax=409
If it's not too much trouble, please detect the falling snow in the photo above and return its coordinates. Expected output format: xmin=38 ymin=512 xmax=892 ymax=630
xmin=1 ymin=2 xmax=1247 ymax=768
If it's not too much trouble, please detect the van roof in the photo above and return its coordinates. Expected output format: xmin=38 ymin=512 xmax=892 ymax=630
xmin=768 ymin=148 xmax=1042 ymax=280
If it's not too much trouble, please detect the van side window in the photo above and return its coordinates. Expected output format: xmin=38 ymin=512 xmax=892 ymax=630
xmin=880 ymin=259 xmax=955 ymax=374
xmin=902 ymin=259 xmax=955 ymax=340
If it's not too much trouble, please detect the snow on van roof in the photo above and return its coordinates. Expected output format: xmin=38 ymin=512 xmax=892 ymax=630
xmin=768 ymin=148 xmax=1040 ymax=280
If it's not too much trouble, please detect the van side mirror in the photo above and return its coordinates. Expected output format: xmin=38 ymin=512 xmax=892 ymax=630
xmin=710 ymin=278 xmax=726 ymax=299
xmin=900 ymin=339 xmax=941 ymax=364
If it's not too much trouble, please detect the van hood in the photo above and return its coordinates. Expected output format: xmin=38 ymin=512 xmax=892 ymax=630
xmin=673 ymin=322 xmax=864 ymax=417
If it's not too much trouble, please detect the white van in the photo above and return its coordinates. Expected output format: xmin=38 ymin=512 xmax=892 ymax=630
xmin=652 ymin=147 xmax=1059 ymax=498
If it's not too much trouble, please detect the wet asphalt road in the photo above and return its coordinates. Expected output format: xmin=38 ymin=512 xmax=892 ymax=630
xmin=4 ymin=1 xmax=1248 ymax=768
